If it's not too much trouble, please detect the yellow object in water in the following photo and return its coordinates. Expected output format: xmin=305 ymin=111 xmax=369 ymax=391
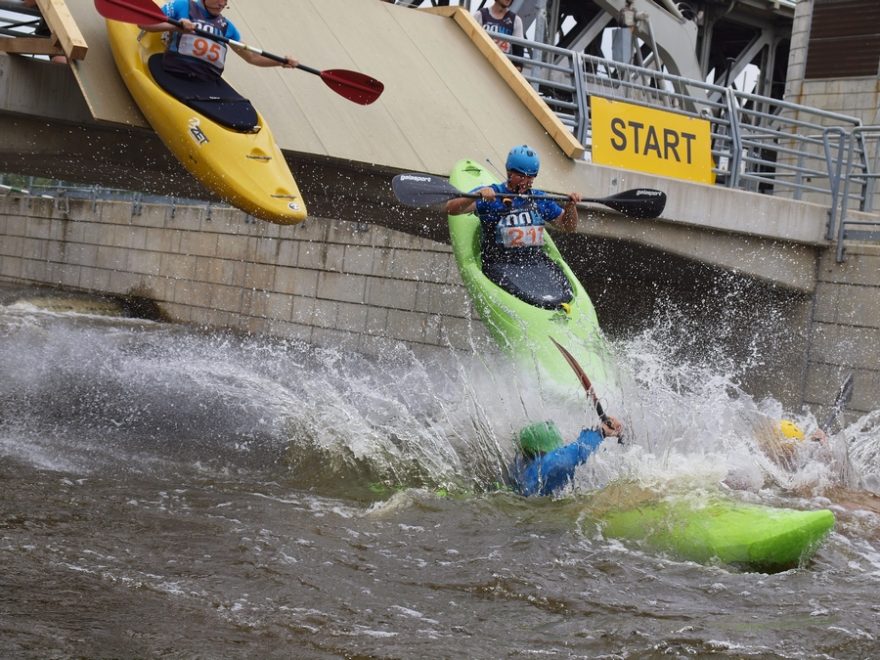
xmin=779 ymin=419 xmax=806 ymax=441
xmin=105 ymin=20 xmax=307 ymax=225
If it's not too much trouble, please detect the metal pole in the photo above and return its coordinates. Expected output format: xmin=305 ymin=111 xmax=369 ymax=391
xmin=533 ymin=0 xmax=548 ymax=48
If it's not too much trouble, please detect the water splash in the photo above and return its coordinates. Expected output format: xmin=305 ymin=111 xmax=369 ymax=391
xmin=1 ymin=291 xmax=878 ymax=509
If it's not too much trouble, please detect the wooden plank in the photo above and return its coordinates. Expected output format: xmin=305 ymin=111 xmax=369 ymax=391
xmin=61 ymin=0 xmax=586 ymax=181
xmin=0 ymin=36 xmax=64 ymax=56
xmin=36 ymin=0 xmax=88 ymax=60
xmin=426 ymin=6 xmax=585 ymax=160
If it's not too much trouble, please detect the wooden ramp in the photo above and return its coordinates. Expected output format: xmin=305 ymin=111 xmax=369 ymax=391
xmin=61 ymin=0 xmax=583 ymax=183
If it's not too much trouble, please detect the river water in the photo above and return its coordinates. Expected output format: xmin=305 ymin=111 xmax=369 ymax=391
xmin=1 ymin=286 xmax=879 ymax=659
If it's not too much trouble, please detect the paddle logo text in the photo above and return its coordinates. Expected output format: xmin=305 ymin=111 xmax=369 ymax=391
xmin=188 ymin=118 xmax=209 ymax=146
xmin=399 ymin=174 xmax=432 ymax=183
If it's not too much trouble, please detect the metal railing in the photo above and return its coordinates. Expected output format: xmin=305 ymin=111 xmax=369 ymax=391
xmin=0 ymin=176 xmax=231 ymax=221
xmin=4 ymin=5 xmax=880 ymax=260
xmin=835 ymin=126 xmax=880 ymax=261
xmin=490 ymin=32 xmax=880 ymax=260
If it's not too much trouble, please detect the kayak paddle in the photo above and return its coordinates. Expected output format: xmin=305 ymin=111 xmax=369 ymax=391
xmin=820 ymin=372 xmax=854 ymax=433
xmin=550 ymin=336 xmax=622 ymax=442
xmin=94 ymin=0 xmax=384 ymax=105
xmin=392 ymin=172 xmax=666 ymax=219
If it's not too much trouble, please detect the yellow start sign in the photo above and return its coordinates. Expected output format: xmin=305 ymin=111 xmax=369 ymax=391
xmin=591 ymin=97 xmax=715 ymax=184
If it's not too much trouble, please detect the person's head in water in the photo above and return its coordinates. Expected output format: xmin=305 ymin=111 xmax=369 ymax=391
xmin=505 ymin=145 xmax=540 ymax=194
xmin=517 ymin=421 xmax=563 ymax=458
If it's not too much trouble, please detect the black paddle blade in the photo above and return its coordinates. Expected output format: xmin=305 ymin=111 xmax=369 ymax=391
xmin=95 ymin=0 xmax=166 ymax=24
xmin=320 ymin=69 xmax=384 ymax=105
xmin=600 ymin=188 xmax=666 ymax=219
xmin=821 ymin=373 xmax=855 ymax=432
xmin=392 ymin=173 xmax=463 ymax=208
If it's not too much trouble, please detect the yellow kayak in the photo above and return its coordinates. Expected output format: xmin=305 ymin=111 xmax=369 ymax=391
xmin=105 ymin=19 xmax=307 ymax=224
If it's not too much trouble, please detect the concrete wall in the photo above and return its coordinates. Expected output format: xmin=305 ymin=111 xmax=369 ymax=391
xmin=805 ymin=244 xmax=880 ymax=421
xmin=0 ymin=194 xmax=484 ymax=360
xmin=787 ymin=0 xmax=880 ymax=125
xmin=2 ymin=193 xmax=878 ymax=421
xmin=787 ymin=0 xmax=880 ymax=123
xmin=782 ymin=0 xmax=880 ymax=420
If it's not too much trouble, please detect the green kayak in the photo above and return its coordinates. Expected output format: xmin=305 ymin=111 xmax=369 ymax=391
xmin=447 ymin=159 xmax=614 ymax=392
xmin=591 ymin=491 xmax=835 ymax=571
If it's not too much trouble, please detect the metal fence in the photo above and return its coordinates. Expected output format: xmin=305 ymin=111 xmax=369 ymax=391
xmin=0 ymin=177 xmax=231 ymax=221
xmin=5 ymin=4 xmax=880 ymax=261
xmin=494 ymin=32 xmax=880 ymax=261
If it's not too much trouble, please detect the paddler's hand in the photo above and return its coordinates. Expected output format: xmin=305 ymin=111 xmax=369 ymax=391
xmin=600 ymin=416 xmax=623 ymax=438
xmin=565 ymin=192 xmax=581 ymax=206
xmin=178 ymin=19 xmax=196 ymax=33
xmin=478 ymin=187 xmax=497 ymax=202
xmin=280 ymin=56 xmax=298 ymax=69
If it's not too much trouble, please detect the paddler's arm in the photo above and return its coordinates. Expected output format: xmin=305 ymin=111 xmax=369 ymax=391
xmin=445 ymin=187 xmax=496 ymax=215
xmin=232 ymin=44 xmax=298 ymax=69
xmin=551 ymin=192 xmax=581 ymax=232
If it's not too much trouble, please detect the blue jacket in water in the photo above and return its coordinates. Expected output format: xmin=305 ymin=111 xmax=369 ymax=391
xmin=510 ymin=428 xmax=605 ymax=497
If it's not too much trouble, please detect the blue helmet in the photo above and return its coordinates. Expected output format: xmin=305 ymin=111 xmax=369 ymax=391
xmin=506 ymin=145 xmax=540 ymax=176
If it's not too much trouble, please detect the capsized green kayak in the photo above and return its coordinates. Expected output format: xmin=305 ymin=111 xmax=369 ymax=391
xmin=447 ymin=159 xmax=614 ymax=392
xmin=594 ymin=494 xmax=835 ymax=572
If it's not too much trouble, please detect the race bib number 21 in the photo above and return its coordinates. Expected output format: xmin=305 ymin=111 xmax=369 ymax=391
xmin=500 ymin=225 xmax=544 ymax=248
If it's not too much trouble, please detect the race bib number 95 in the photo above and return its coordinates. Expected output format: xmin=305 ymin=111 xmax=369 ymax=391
xmin=178 ymin=34 xmax=228 ymax=68
xmin=500 ymin=225 xmax=544 ymax=248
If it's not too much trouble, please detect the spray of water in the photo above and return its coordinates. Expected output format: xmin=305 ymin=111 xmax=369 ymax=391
xmin=1 ymin=293 xmax=878 ymax=507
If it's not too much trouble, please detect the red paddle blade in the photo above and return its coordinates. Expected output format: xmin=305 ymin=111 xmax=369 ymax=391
xmin=320 ymin=69 xmax=384 ymax=105
xmin=549 ymin=336 xmax=594 ymax=395
xmin=549 ymin=335 xmax=611 ymax=426
xmin=95 ymin=0 xmax=166 ymax=24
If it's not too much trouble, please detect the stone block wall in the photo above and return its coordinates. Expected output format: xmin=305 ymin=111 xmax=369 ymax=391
xmin=785 ymin=0 xmax=880 ymax=211
xmin=3 ymin=193 xmax=880 ymax=419
xmin=0 ymin=194 xmax=485 ymax=359
xmin=804 ymin=244 xmax=880 ymax=421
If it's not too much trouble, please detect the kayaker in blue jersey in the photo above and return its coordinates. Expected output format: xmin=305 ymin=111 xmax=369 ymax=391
xmin=444 ymin=145 xmax=581 ymax=309
xmin=140 ymin=0 xmax=298 ymax=81
xmin=510 ymin=417 xmax=624 ymax=497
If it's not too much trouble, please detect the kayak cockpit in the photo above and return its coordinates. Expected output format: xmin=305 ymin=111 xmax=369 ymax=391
xmin=482 ymin=250 xmax=574 ymax=309
xmin=147 ymin=54 xmax=260 ymax=133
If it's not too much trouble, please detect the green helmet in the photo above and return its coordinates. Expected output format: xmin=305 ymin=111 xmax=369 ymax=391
xmin=518 ymin=421 xmax=564 ymax=456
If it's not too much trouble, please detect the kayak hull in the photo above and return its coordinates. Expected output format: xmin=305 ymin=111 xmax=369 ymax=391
xmin=596 ymin=495 xmax=835 ymax=571
xmin=106 ymin=19 xmax=307 ymax=224
xmin=447 ymin=159 xmax=613 ymax=391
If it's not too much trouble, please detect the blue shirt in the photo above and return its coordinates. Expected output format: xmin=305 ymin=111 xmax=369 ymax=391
xmin=161 ymin=0 xmax=241 ymax=79
xmin=510 ymin=428 xmax=604 ymax=497
xmin=473 ymin=183 xmax=564 ymax=254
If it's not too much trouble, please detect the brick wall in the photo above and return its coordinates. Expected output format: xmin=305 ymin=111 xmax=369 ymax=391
xmin=3 ymin=192 xmax=879 ymax=418
xmin=0 ymin=194 xmax=486 ymax=359
xmin=804 ymin=244 xmax=880 ymax=420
